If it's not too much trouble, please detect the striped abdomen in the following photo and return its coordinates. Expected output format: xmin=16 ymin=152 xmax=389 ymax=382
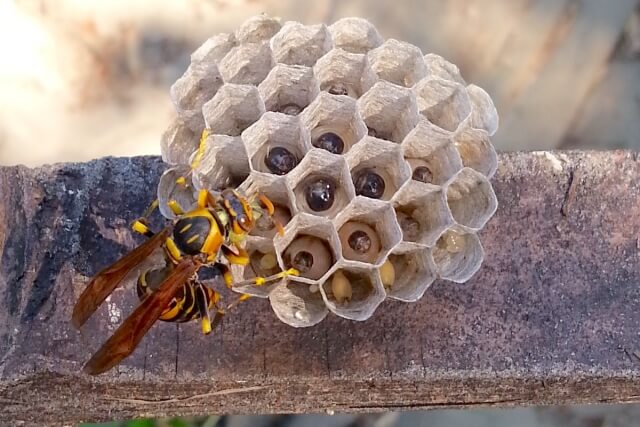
xmin=136 ymin=267 xmax=216 ymax=322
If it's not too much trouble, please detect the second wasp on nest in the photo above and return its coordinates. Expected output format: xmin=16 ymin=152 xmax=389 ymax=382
xmin=160 ymin=14 xmax=499 ymax=327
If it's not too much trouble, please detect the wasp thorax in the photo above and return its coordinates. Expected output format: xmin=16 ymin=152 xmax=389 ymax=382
xmin=304 ymin=177 xmax=337 ymax=211
xmin=313 ymin=132 xmax=344 ymax=154
xmin=283 ymin=234 xmax=334 ymax=280
xmin=264 ymin=146 xmax=298 ymax=175
xmin=354 ymin=168 xmax=385 ymax=199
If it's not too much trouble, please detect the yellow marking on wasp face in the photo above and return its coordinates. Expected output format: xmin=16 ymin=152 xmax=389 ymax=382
xmin=186 ymin=234 xmax=200 ymax=244
xmin=179 ymin=223 xmax=192 ymax=233
xmin=191 ymin=129 xmax=210 ymax=169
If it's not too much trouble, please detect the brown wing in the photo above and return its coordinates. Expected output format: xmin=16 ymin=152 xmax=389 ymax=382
xmin=72 ymin=227 xmax=171 ymax=329
xmin=83 ymin=258 xmax=199 ymax=375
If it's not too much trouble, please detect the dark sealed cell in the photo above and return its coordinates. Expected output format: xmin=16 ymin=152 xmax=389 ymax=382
xmin=264 ymin=146 xmax=298 ymax=175
xmin=313 ymin=132 xmax=344 ymax=154
xmin=353 ymin=168 xmax=385 ymax=199
xmin=304 ymin=177 xmax=337 ymax=211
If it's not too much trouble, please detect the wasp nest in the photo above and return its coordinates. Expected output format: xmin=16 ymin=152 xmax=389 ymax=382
xmin=159 ymin=15 xmax=498 ymax=327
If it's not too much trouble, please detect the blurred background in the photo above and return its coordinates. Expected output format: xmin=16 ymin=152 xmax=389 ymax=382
xmin=1 ymin=0 xmax=638 ymax=425
xmin=1 ymin=0 xmax=639 ymax=167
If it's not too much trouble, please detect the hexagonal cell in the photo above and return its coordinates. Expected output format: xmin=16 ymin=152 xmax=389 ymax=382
xmin=301 ymin=92 xmax=367 ymax=155
xmin=258 ymin=64 xmax=320 ymax=115
xmin=414 ymin=78 xmax=472 ymax=132
xmin=453 ymin=127 xmax=498 ymax=179
xmin=314 ymin=48 xmax=376 ymax=98
xmin=160 ymin=118 xmax=199 ymax=165
xmin=202 ymin=84 xmax=265 ymax=137
xmin=235 ymin=14 xmax=282 ymax=43
xmin=357 ymin=81 xmax=419 ymax=143
xmin=446 ymin=168 xmax=498 ymax=231
xmin=402 ymin=120 xmax=464 ymax=185
xmin=433 ymin=227 xmax=484 ymax=283
xmin=270 ymin=22 xmax=332 ymax=67
xmin=384 ymin=243 xmax=437 ymax=302
xmin=328 ymin=17 xmax=383 ymax=54
xmin=269 ymin=278 xmax=328 ymax=327
xmin=346 ymin=137 xmax=411 ymax=201
xmin=242 ymin=112 xmax=311 ymax=176
xmin=466 ymin=84 xmax=499 ymax=136
xmin=231 ymin=236 xmax=281 ymax=298
xmin=190 ymin=134 xmax=250 ymax=192
xmin=240 ymin=173 xmax=294 ymax=239
xmin=423 ymin=53 xmax=466 ymax=85
xmin=321 ymin=264 xmax=386 ymax=321
xmin=157 ymin=165 xmax=197 ymax=220
xmin=274 ymin=213 xmax=342 ymax=283
xmin=170 ymin=61 xmax=223 ymax=131
xmin=219 ymin=41 xmax=275 ymax=85
xmin=333 ymin=197 xmax=402 ymax=266
xmin=392 ymin=181 xmax=453 ymax=247
xmin=288 ymin=149 xmax=356 ymax=218
xmin=368 ymin=39 xmax=427 ymax=87
xmin=191 ymin=32 xmax=236 ymax=65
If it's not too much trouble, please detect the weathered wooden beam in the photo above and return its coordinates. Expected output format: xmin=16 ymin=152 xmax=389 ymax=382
xmin=0 ymin=151 xmax=639 ymax=425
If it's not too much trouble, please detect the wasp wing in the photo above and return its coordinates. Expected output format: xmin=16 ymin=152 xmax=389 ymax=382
xmin=72 ymin=227 xmax=171 ymax=329
xmin=83 ymin=258 xmax=198 ymax=375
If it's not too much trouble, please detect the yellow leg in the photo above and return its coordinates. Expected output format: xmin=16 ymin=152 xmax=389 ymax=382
xmin=197 ymin=189 xmax=209 ymax=209
xmin=165 ymin=238 xmax=182 ymax=261
xmin=222 ymin=244 xmax=250 ymax=266
xmin=168 ymin=200 xmax=184 ymax=216
xmin=235 ymin=268 xmax=299 ymax=287
xmin=131 ymin=199 xmax=160 ymax=236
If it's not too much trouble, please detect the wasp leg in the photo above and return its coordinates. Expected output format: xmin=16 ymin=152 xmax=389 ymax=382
xmin=195 ymin=283 xmax=213 ymax=334
xmin=234 ymin=268 xmax=300 ymax=287
xmin=221 ymin=244 xmax=250 ymax=266
xmin=131 ymin=199 xmax=160 ymax=237
xmin=209 ymin=262 xmax=234 ymax=289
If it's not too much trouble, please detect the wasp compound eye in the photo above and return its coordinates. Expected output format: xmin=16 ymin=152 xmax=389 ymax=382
xmin=313 ymin=132 xmax=344 ymax=154
xmin=265 ymin=146 xmax=298 ymax=175
xmin=354 ymin=168 xmax=385 ymax=199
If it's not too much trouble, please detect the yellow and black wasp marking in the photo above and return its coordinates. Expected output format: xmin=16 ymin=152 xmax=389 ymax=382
xmin=71 ymin=135 xmax=298 ymax=375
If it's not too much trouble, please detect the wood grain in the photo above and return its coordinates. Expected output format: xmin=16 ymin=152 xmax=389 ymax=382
xmin=0 ymin=152 xmax=639 ymax=425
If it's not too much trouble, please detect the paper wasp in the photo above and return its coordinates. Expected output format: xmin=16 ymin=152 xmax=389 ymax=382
xmin=72 ymin=134 xmax=297 ymax=375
